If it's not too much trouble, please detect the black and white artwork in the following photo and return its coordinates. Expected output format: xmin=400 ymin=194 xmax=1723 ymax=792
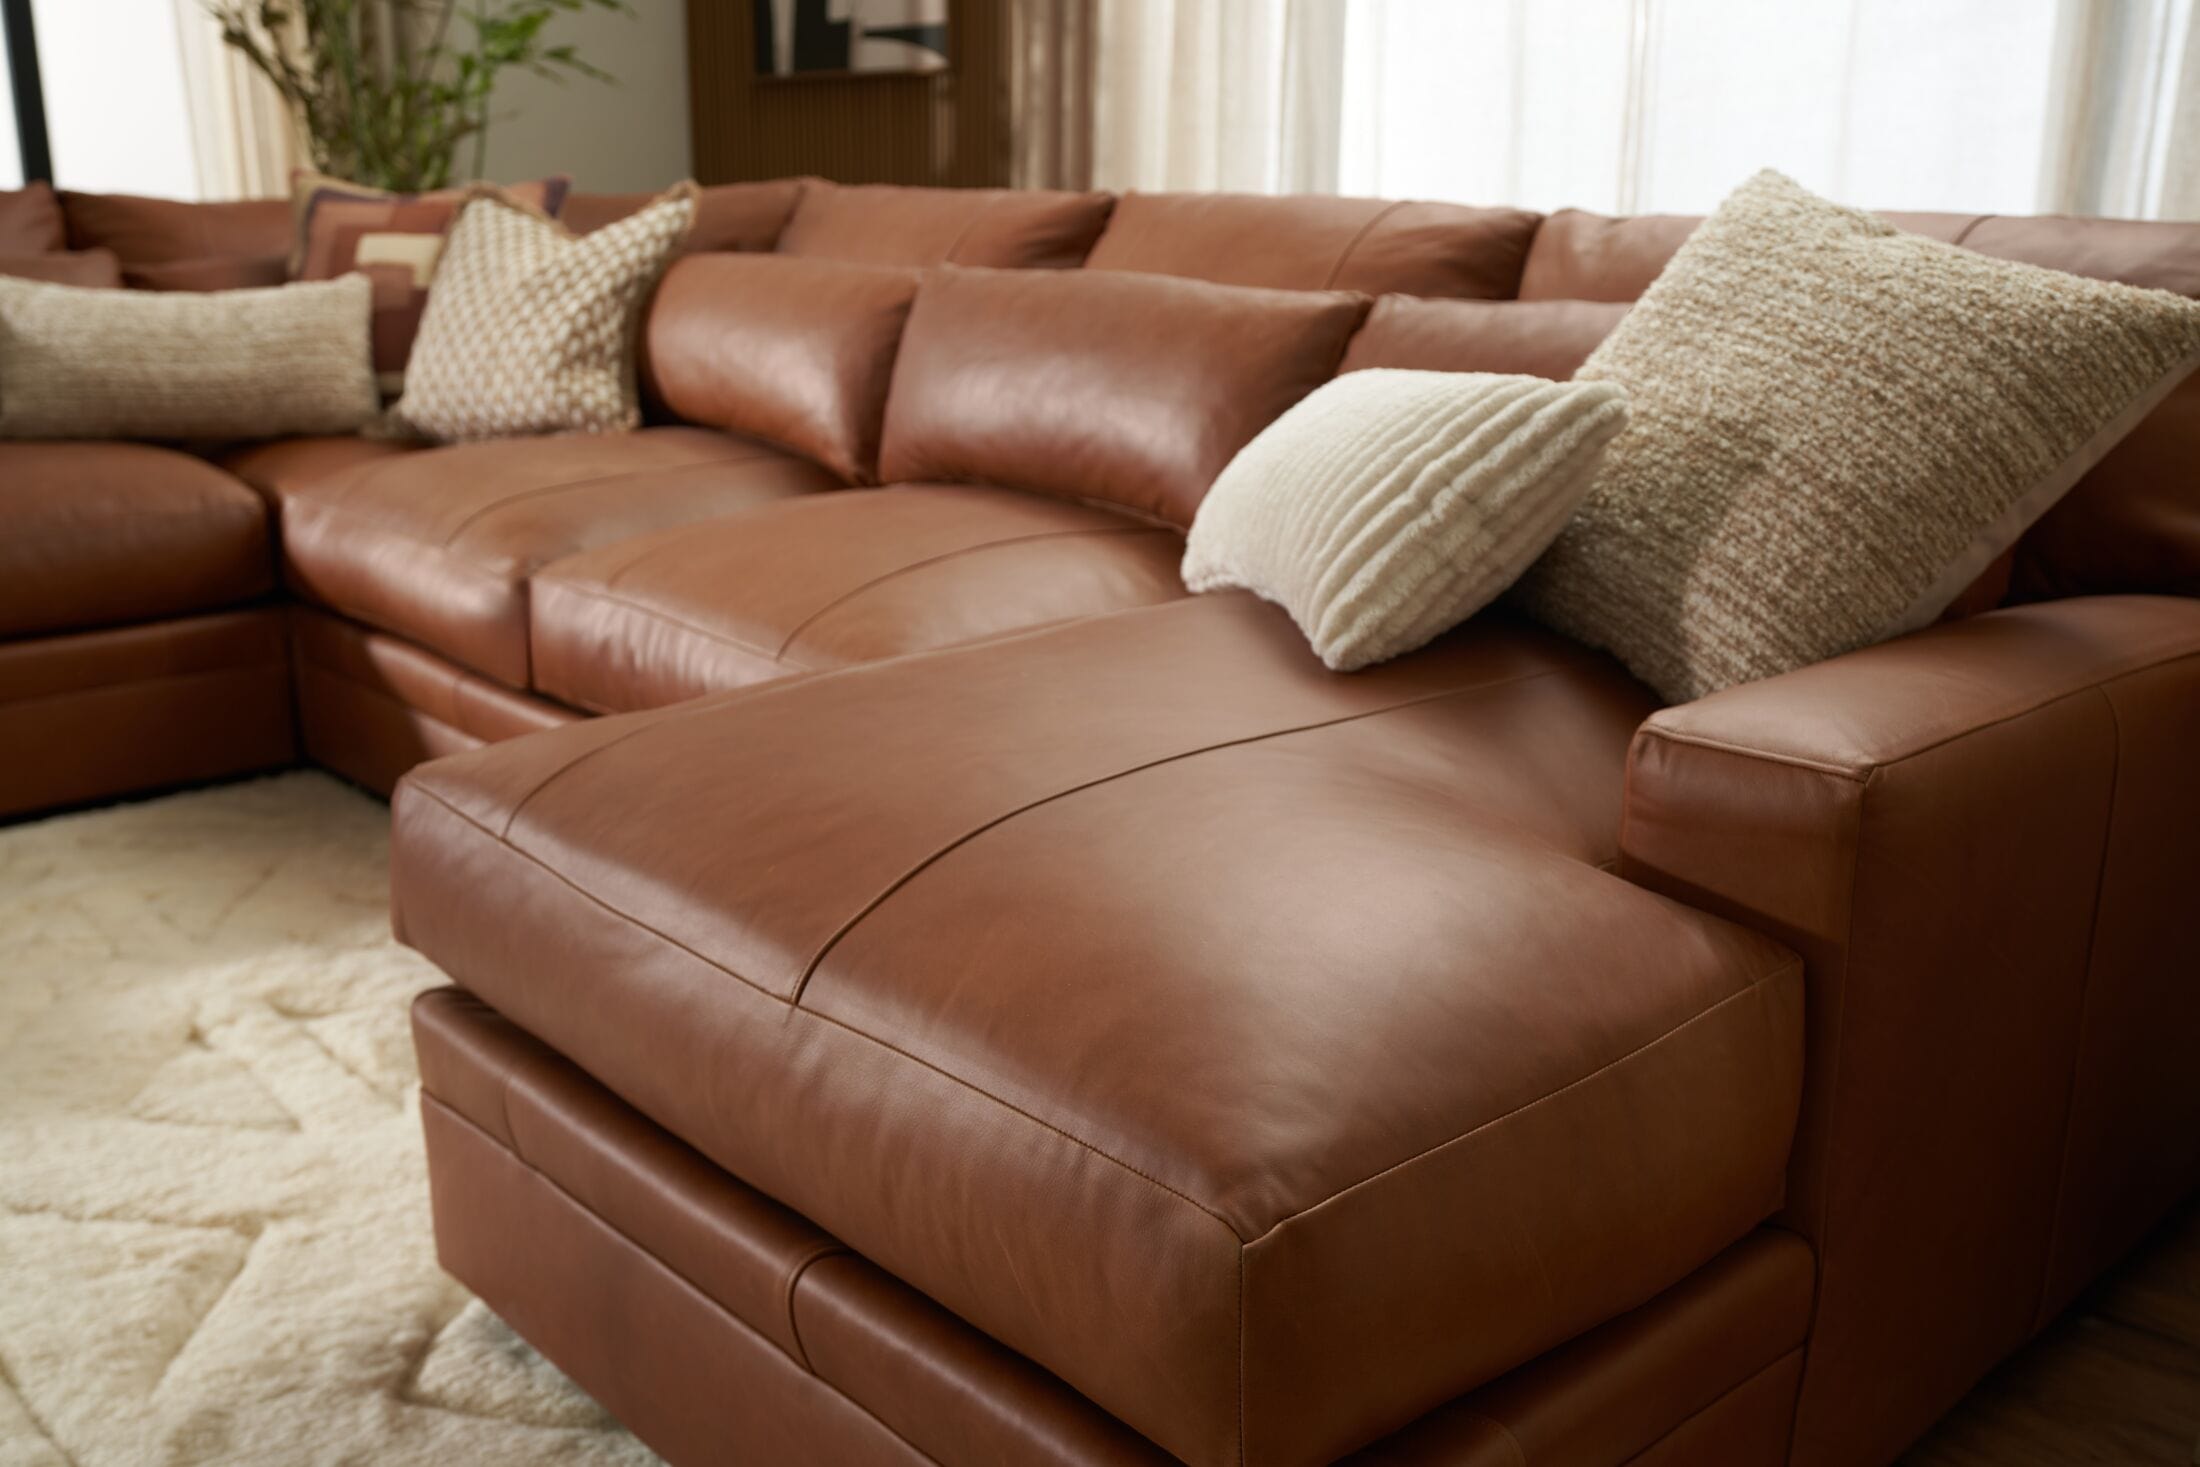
xmin=755 ymin=0 xmax=951 ymax=77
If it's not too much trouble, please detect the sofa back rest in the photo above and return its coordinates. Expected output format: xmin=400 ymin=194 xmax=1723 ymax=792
xmin=0 ymin=184 xmax=65 ymax=254
xmin=644 ymin=254 xmax=921 ymax=485
xmin=1084 ymin=191 xmax=1542 ymax=300
xmin=1520 ymin=207 xmax=2200 ymax=603
xmin=60 ymin=191 xmax=293 ymax=289
xmin=1340 ymin=296 xmax=1630 ymax=380
xmin=566 ymin=179 xmax=807 ymax=253
xmin=879 ymin=266 xmax=1370 ymax=526
xmin=775 ymin=182 xmax=1116 ymax=269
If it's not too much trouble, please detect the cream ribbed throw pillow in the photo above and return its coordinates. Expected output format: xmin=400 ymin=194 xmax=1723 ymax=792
xmin=0 ymin=274 xmax=376 ymax=440
xmin=391 ymin=183 xmax=694 ymax=442
xmin=1512 ymin=169 xmax=2200 ymax=702
xmin=1182 ymin=369 xmax=1630 ymax=670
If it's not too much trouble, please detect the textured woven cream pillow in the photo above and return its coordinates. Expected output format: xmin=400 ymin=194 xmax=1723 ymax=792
xmin=0 ymin=273 xmax=376 ymax=440
xmin=1512 ymin=169 xmax=2200 ymax=702
xmin=391 ymin=183 xmax=695 ymax=442
xmin=1183 ymin=369 xmax=1629 ymax=670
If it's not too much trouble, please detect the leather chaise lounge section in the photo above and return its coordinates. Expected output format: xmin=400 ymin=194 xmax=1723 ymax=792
xmin=8 ymin=173 xmax=2200 ymax=1467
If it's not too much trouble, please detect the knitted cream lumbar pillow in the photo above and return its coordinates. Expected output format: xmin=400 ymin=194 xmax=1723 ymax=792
xmin=1511 ymin=169 xmax=2200 ymax=703
xmin=1182 ymin=368 xmax=1630 ymax=670
xmin=0 ymin=273 xmax=377 ymax=440
xmin=391 ymin=182 xmax=695 ymax=442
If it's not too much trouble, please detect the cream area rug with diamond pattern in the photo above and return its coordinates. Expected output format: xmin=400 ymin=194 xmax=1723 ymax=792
xmin=0 ymin=773 xmax=660 ymax=1466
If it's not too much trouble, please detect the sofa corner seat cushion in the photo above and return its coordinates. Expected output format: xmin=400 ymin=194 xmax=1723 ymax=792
xmin=390 ymin=592 xmax=1801 ymax=1467
xmin=879 ymin=266 xmax=1370 ymax=527
xmin=0 ymin=442 xmax=272 ymax=637
xmin=278 ymin=426 xmax=836 ymax=687
xmin=529 ymin=482 xmax=1189 ymax=711
xmin=1084 ymin=191 xmax=1544 ymax=298
xmin=774 ymin=182 xmax=1115 ymax=268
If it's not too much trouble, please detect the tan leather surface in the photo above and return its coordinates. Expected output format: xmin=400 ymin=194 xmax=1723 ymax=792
xmin=777 ymin=182 xmax=1115 ymax=268
xmin=529 ymin=483 xmax=1187 ymax=712
xmin=214 ymin=435 xmax=424 ymax=512
xmin=422 ymin=1095 xmax=932 ymax=1467
xmin=279 ymin=427 xmax=834 ymax=686
xmin=563 ymin=179 xmax=806 ymax=251
xmin=0 ymin=182 xmax=66 ymax=254
xmin=1620 ymin=594 xmax=2200 ymax=1467
xmin=392 ymin=594 xmax=1802 ymax=1467
xmin=641 ymin=254 xmax=921 ymax=483
xmin=1340 ymin=296 xmax=1631 ymax=380
xmin=0 ymin=610 xmax=294 ymax=819
xmin=0 ymin=248 xmax=122 ymax=287
xmin=879 ymin=266 xmax=1368 ymax=526
xmin=290 ymin=607 xmax=575 ymax=796
xmin=60 ymin=190 xmax=291 ymax=264
xmin=1617 ymin=1352 xmax=1803 ymax=1467
xmin=122 ymin=254 xmax=289 ymax=291
xmin=1085 ymin=191 xmax=1543 ymax=299
xmin=1516 ymin=207 xmax=1981 ymax=301
xmin=0 ymin=442 xmax=273 ymax=638
xmin=418 ymin=983 xmax=1810 ymax=1467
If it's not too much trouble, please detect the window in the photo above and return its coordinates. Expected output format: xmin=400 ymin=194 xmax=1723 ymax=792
xmin=29 ymin=0 xmax=197 ymax=197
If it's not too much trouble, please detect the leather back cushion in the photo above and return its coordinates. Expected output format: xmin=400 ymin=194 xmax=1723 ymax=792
xmin=566 ymin=179 xmax=806 ymax=253
xmin=645 ymin=254 xmax=921 ymax=484
xmin=124 ymin=255 xmax=288 ymax=291
xmin=879 ymin=266 xmax=1370 ymax=526
xmin=1521 ymin=207 xmax=2200 ymax=601
xmin=1085 ymin=191 xmax=1543 ymax=299
xmin=60 ymin=191 xmax=291 ymax=264
xmin=775 ymin=183 xmax=1115 ymax=269
xmin=0 ymin=184 xmax=66 ymax=254
xmin=1341 ymin=297 xmax=1630 ymax=380
xmin=0 ymin=248 xmax=123 ymax=288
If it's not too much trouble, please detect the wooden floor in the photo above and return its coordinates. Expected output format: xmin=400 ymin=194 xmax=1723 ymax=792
xmin=1900 ymin=1196 xmax=2200 ymax=1465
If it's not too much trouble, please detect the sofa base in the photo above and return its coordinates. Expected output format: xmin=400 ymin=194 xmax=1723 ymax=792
xmin=0 ymin=608 xmax=296 ymax=820
xmin=289 ymin=607 xmax=577 ymax=796
xmin=416 ymin=985 xmax=1812 ymax=1467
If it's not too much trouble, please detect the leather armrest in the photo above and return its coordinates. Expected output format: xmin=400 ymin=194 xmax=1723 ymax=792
xmin=1619 ymin=594 xmax=2200 ymax=1467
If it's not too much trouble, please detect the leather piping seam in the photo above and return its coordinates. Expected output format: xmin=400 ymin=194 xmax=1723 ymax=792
xmin=2030 ymin=682 xmax=2124 ymax=1333
xmin=781 ymin=1241 xmax=850 ymax=1372
xmin=773 ymin=525 xmax=1174 ymax=658
xmin=938 ymin=199 xmax=995 ymax=265
xmin=403 ymin=782 xmax=1243 ymax=1239
xmin=425 ymin=1096 xmax=950 ymax=1465
xmin=792 ymin=669 xmax=1568 ymax=1004
xmin=433 ymin=453 xmax=786 ymax=547
xmin=535 ymin=578 xmax=805 ymax=665
xmin=593 ymin=492 xmax=824 ymax=593
xmin=1241 ymin=961 xmax=1799 ymax=1246
xmin=1615 ymin=1347 xmax=1803 ymax=1466
xmin=1323 ymin=200 xmax=1408 ymax=290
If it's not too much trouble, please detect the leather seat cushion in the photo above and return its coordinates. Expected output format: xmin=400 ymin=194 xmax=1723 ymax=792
xmin=215 ymin=435 xmax=424 ymax=511
xmin=278 ymin=426 xmax=839 ymax=687
xmin=392 ymin=593 xmax=1805 ymax=1467
xmin=0 ymin=442 xmax=273 ymax=637
xmin=529 ymin=483 xmax=1188 ymax=712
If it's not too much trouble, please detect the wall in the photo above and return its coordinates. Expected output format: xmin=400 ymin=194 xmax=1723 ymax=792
xmin=482 ymin=0 xmax=694 ymax=192
xmin=688 ymin=0 xmax=1011 ymax=186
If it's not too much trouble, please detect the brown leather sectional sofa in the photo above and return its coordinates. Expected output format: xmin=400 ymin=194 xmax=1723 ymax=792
xmin=5 ymin=175 xmax=2198 ymax=1467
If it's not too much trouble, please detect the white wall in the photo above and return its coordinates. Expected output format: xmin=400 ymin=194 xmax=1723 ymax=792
xmin=480 ymin=0 xmax=694 ymax=193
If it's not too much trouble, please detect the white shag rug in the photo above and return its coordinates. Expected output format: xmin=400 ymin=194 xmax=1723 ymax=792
xmin=0 ymin=773 xmax=660 ymax=1466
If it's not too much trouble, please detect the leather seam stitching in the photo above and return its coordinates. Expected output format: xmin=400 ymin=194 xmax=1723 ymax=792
xmin=1324 ymin=200 xmax=1408 ymax=289
xmin=790 ymin=670 xmax=1567 ymax=1003
xmin=404 ymin=784 xmax=1245 ymax=1240
xmin=1242 ymin=962 xmax=1800 ymax=1246
xmin=780 ymin=1241 xmax=850 ymax=1372
xmin=434 ymin=455 xmax=770 ymax=546
xmin=536 ymin=578 xmax=796 ymax=664
xmin=773 ymin=525 xmax=1171 ymax=658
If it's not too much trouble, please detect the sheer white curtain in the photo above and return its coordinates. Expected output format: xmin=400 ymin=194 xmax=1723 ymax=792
xmin=1094 ymin=0 xmax=2200 ymax=219
xmin=173 ymin=0 xmax=300 ymax=200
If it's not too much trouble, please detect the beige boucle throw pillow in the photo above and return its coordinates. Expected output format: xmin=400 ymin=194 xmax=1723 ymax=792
xmin=1183 ymin=369 xmax=1629 ymax=670
xmin=1511 ymin=169 xmax=2200 ymax=702
xmin=390 ymin=182 xmax=694 ymax=442
xmin=0 ymin=273 xmax=377 ymax=440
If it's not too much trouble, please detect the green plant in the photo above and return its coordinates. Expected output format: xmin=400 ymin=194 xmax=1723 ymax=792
xmin=207 ymin=0 xmax=632 ymax=191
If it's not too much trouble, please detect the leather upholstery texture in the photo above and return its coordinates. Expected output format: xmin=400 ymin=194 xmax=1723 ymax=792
xmin=775 ymin=182 xmax=1116 ymax=268
xmin=1340 ymin=296 xmax=1631 ymax=380
xmin=0 ymin=442 xmax=273 ymax=638
xmin=0 ymin=609 xmax=294 ymax=817
xmin=0 ymin=182 xmax=66 ymax=253
xmin=59 ymin=190 xmax=291 ymax=264
xmin=879 ymin=266 xmax=1370 ymax=526
xmin=1086 ymin=191 xmax=1544 ymax=298
xmin=1620 ymin=593 xmax=2200 ymax=1467
xmin=0 ymin=248 xmax=123 ymax=287
xmin=563 ymin=179 xmax=807 ymax=252
xmin=641 ymin=254 xmax=922 ymax=484
xmin=391 ymin=594 xmax=1803 ymax=1467
xmin=279 ymin=427 xmax=836 ymax=687
xmin=416 ymin=983 xmax=1810 ymax=1467
xmin=528 ymin=483 xmax=1187 ymax=712
xmin=214 ymin=435 xmax=425 ymax=511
